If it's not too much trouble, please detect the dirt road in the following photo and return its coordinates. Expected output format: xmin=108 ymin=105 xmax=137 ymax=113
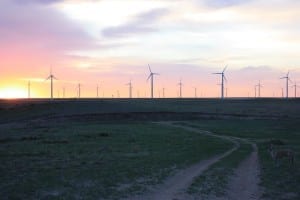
xmin=128 ymin=122 xmax=262 ymax=200
xmin=225 ymin=143 xmax=261 ymax=200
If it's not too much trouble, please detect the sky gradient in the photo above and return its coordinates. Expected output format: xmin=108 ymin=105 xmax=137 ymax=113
xmin=1 ymin=0 xmax=300 ymax=98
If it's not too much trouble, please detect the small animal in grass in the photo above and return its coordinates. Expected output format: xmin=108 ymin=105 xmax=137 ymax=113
xmin=268 ymin=144 xmax=294 ymax=166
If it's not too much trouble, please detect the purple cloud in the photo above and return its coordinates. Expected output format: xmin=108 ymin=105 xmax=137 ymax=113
xmin=102 ymin=8 xmax=169 ymax=38
xmin=202 ymin=0 xmax=250 ymax=8
xmin=0 ymin=0 xmax=97 ymax=53
xmin=13 ymin=0 xmax=62 ymax=4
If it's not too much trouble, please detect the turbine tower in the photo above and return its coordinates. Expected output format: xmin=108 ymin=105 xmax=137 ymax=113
xmin=63 ymin=87 xmax=65 ymax=98
xmin=28 ymin=81 xmax=31 ymax=99
xmin=213 ymin=65 xmax=227 ymax=99
xmin=178 ymin=79 xmax=183 ymax=98
xmin=45 ymin=67 xmax=57 ymax=99
xmin=126 ymin=80 xmax=132 ymax=98
xmin=256 ymin=80 xmax=263 ymax=98
xmin=147 ymin=64 xmax=159 ymax=98
xmin=97 ymin=84 xmax=99 ymax=98
xmin=292 ymin=81 xmax=299 ymax=98
xmin=162 ymin=87 xmax=165 ymax=98
xmin=280 ymin=71 xmax=292 ymax=98
xmin=78 ymin=83 xmax=81 ymax=98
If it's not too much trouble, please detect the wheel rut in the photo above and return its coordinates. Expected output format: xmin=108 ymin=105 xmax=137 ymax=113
xmin=127 ymin=122 xmax=262 ymax=200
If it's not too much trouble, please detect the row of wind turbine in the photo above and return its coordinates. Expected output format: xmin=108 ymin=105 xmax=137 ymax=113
xmin=42 ymin=65 xmax=296 ymax=99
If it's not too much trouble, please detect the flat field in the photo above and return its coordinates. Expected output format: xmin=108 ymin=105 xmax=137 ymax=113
xmin=0 ymin=98 xmax=299 ymax=199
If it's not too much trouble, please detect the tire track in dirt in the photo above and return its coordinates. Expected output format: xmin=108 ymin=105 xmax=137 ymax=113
xmin=224 ymin=143 xmax=261 ymax=200
xmin=175 ymin=123 xmax=262 ymax=200
xmin=127 ymin=122 xmax=240 ymax=200
xmin=128 ymin=122 xmax=262 ymax=200
xmin=168 ymin=122 xmax=262 ymax=200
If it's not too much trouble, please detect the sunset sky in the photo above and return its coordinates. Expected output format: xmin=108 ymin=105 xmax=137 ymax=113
xmin=1 ymin=0 xmax=300 ymax=98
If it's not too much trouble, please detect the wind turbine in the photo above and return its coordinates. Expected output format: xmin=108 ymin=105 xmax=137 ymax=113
xmin=126 ymin=80 xmax=132 ymax=98
xmin=147 ymin=64 xmax=159 ymax=98
xmin=97 ymin=84 xmax=99 ymax=98
xmin=28 ymin=81 xmax=31 ymax=99
xmin=291 ymin=81 xmax=299 ymax=98
xmin=77 ymin=83 xmax=81 ymax=98
xmin=45 ymin=67 xmax=57 ymax=99
xmin=212 ymin=65 xmax=227 ymax=99
xmin=193 ymin=87 xmax=198 ymax=98
xmin=256 ymin=80 xmax=263 ymax=98
xmin=63 ymin=87 xmax=65 ymax=98
xmin=254 ymin=85 xmax=257 ymax=98
xmin=178 ymin=79 xmax=183 ymax=98
xmin=280 ymin=71 xmax=292 ymax=98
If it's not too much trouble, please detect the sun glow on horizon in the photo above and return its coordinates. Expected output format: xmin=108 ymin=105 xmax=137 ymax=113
xmin=0 ymin=87 xmax=28 ymax=99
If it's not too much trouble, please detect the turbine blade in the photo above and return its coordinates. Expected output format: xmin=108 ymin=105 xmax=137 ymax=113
xmin=212 ymin=73 xmax=222 ymax=75
xmin=147 ymin=74 xmax=152 ymax=81
xmin=223 ymin=65 xmax=228 ymax=73
xmin=148 ymin=64 xmax=152 ymax=73
xmin=224 ymin=75 xmax=227 ymax=82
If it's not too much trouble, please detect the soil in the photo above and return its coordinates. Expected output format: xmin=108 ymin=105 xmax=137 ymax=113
xmin=126 ymin=122 xmax=262 ymax=200
xmin=225 ymin=143 xmax=261 ymax=200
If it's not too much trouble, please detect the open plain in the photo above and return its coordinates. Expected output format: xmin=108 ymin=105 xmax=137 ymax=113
xmin=0 ymin=98 xmax=299 ymax=200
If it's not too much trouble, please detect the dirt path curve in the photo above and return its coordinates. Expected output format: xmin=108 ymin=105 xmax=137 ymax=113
xmin=225 ymin=143 xmax=261 ymax=200
xmin=169 ymin=123 xmax=262 ymax=200
xmin=129 ymin=122 xmax=240 ymax=200
xmin=175 ymin=123 xmax=262 ymax=200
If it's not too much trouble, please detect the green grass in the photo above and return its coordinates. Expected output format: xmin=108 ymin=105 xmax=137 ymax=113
xmin=0 ymin=121 xmax=232 ymax=199
xmin=1 ymin=98 xmax=300 ymax=123
xmin=187 ymin=141 xmax=252 ymax=198
xmin=1 ymin=99 xmax=299 ymax=199
xmin=259 ymin=142 xmax=299 ymax=200
xmin=182 ymin=119 xmax=300 ymax=200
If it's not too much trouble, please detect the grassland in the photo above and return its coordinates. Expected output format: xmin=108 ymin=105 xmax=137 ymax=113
xmin=0 ymin=98 xmax=299 ymax=123
xmin=184 ymin=119 xmax=300 ymax=200
xmin=0 ymin=98 xmax=299 ymax=199
xmin=187 ymin=141 xmax=252 ymax=198
xmin=0 ymin=120 xmax=232 ymax=199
